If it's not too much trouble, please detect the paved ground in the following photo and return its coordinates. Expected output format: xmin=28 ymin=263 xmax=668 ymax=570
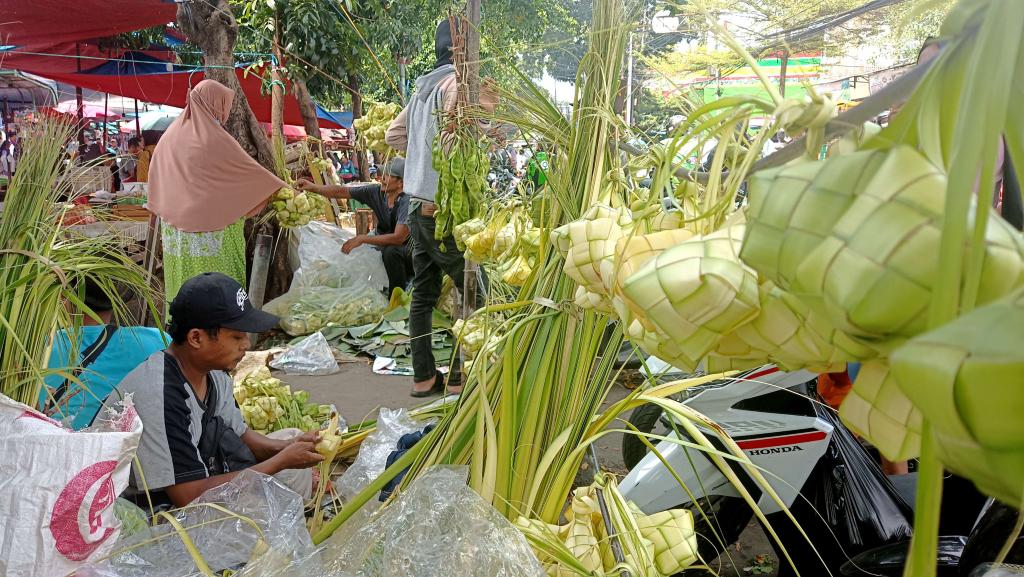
xmin=281 ymin=359 xmax=777 ymax=577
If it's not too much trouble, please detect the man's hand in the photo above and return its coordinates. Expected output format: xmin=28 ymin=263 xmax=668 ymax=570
xmin=295 ymin=178 xmax=320 ymax=193
xmin=268 ymin=440 xmax=324 ymax=471
xmin=481 ymin=77 xmax=500 ymax=113
xmin=342 ymin=236 xmax=364 ymax=254
xmin=294 ymin=430 xmax=320 ymax=444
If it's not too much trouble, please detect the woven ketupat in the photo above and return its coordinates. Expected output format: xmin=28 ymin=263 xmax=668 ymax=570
xmin=741 ymin=149 xmax=889 ymax=293
xmin=890 ymin=287 xmax=1024 ymax=508
xmin=621 ymin=224 xmax=760 ymax=370
xmin=551 ymin=205 xmax=632 ymax=302
xmin=716 ymin=281 xmax=875 ymax=373
xmin=839 ymin=360 xmax=923 ymax=461
xmin=793 ymin=145 xmax=1024 ymax=340
xmin=611 ymin=228 xmax=696 ymax=330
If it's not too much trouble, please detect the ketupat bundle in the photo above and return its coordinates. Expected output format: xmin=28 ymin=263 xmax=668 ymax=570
xmin=713 ymin=280 xmax=875 ymax=373
xmin=620 ymin=224 xmax=761 ymax=370
xmin=233 ymin=367 xmax=333 ymax=433
xmin=551 ymin=204 xmax=633 ymax=302
xmin=740 ymin=149 xmax=890 ymax=296
xmin=516 ymin=480 xmax=698 ymax=577
xmin=270 ymin=188 xmax=330 ymax=229
xmin=742 ymin=144 xmax=1024 ymax=348
xmin=352 ymin=101 xmax=402 ymax=154
xmin=890 ymin=287 xmax=1024 ymax=508
xmin=794 ymin=146 xmax=1024 ymax=341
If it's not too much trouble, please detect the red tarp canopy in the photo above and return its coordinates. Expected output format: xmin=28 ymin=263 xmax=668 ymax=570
xmin=1 ymin=0 xmax=177 ymax=47
xmin=2 ymin=47 xmax=342 ymax=129
xmin=32 ymin=69 xmax=342 ymax=129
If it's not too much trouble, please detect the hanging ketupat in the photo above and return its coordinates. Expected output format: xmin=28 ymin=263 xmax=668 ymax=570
xmin=890 ymin=287 xmax=1024 ymax=508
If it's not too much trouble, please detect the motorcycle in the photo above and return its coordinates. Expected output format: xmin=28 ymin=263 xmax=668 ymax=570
xmin=618 ymin=363 xmax=1019 ymax=576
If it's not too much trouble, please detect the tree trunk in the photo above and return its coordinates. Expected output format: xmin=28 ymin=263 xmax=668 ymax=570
xmin=176 ymin=0 xmax=291 ymax=301
xmin=271 ymin=12 xmax=286 ymax=157
xmin=293 ymin=78 xmax=322 ymax=140
xmin=346 ymin=73 xmax=369 ymax=181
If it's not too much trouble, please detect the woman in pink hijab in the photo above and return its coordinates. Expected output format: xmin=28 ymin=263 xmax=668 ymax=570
xmin=149 ymin=79 xmax=286 ymax=303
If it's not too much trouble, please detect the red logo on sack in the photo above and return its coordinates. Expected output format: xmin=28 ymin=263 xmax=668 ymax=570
xmin=50 ymin=460 xmax=118 ymax=561
xmin=17 ymin=410 xmax=63 ymax=427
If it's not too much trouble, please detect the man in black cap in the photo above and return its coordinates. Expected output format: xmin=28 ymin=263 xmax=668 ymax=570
xmin=385 ymin=19 xmax=498 ymax=397
xmin=296 ymin=157 xmax=412 ymax=298
xmin=102 ymin=272 xmax=323 ymax=508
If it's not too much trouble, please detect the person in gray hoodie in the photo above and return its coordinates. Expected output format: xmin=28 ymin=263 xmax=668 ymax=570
xmin=386 ymin=18 xmax=497 ymax=397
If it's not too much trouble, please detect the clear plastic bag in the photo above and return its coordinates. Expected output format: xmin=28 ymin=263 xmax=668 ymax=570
xmin=318 ymin=466 xmax=545 ymax=577
xmin=289 ymin=221 xmax=389 ymax=292
xmin=244 ymin=467 xmax=546 ymax=577
xmin=264 ymin=284 xmax=388 ymax=336
xmin=78 ymin=471 xmax=314 ymax=577
xmin=269 ymin=332 xmax=340 ymax=375
xmin=335 ymin=408 xmax=423 ymax=508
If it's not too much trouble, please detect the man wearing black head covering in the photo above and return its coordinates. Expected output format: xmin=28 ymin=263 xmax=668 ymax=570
xmin=385 ymin=19 xmax=497 ymax=398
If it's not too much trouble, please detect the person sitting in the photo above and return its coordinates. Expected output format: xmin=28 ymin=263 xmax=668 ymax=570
xmin=118 ymin=137 xmax=142 ymax=184
xmin=40 ymin=278 xmax=169 ymax=430
xmin=338 ymin=155 xmax=358 ymax=183
xmin=100 ymin=272 xmax=323 ymax=508
xmin=296 ymin=158 xmax=413 ymax=298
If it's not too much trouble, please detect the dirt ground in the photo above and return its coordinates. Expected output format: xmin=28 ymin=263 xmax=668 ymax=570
xmin=282 ymin=360 xmax=778 ymax=577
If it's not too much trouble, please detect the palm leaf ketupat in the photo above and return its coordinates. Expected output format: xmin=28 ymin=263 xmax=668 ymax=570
xmin=891 ymin=287 xmax=1024 ymax=508
xmin=620 ymin=224 xmax=760 ymax=371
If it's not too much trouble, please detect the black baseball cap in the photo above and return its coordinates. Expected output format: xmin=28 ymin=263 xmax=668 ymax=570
xmin=169 ymin=272 xmax=279 ymax=333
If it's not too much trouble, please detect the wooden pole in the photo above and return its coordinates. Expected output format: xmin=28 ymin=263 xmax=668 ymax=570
xmin=461 ymin=0 xmax=482 ymax=383
xmin=102 ymin=92 xmax=109 ymax=149
xmin=75 ymin=43 xmax=85 ymax=124
xmin=134 ymin=99 xmax=141 ymax=138
xmin=778 ymin=48 xmax=789 ymax=97
xmin=466 ymin=0 xmax=481 ymax=104
xmin=248 ymin=234 xmax=274 ymax=308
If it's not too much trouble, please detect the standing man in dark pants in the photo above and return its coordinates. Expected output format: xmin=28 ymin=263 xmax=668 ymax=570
xmin=296 ymin=158 xmax=412 ymax=298
xmin=385 ymin=18 xmax=498 ymax=397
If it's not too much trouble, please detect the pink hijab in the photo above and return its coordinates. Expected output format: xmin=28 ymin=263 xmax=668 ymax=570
xmin=148 ymin=79 xmax=286 ymax=232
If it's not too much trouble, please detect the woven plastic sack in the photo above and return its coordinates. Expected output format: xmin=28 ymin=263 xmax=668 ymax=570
xmin=269 ymin=331 xmax=340 ymax=375
xmin=0 ymin=393 xmax=141 ymax=577
xmin=78 ymin=471 xmax=314 ymax=577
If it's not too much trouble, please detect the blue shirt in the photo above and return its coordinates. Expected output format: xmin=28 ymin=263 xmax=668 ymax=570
xmin=42 ymin=325 xmax=169 ymax=429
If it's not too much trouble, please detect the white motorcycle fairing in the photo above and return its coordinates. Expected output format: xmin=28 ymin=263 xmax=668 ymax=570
xmin=620 ymin=366 xmax=834 ymax=515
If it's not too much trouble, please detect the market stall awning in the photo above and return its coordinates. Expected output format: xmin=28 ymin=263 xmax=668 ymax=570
xmin=48 ymin=101 xmax=122 ymax=120
xmin=0 ymin=70 xmax=58 ymax=107
xmin=2 ymin=47 xmax=344 ymax=130
xmin=0 ymin=0 xmax=177 ymax=47
xmin=318 ymin=109 xmax=353 ymax=129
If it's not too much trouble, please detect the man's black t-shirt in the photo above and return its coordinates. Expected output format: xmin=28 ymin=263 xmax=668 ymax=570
xmin=349 ymin=183 xmax=409 ymax=236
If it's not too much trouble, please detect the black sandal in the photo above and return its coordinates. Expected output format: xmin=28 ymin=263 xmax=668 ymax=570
xmin=410 ymin=370 xmax=445 ymax=398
